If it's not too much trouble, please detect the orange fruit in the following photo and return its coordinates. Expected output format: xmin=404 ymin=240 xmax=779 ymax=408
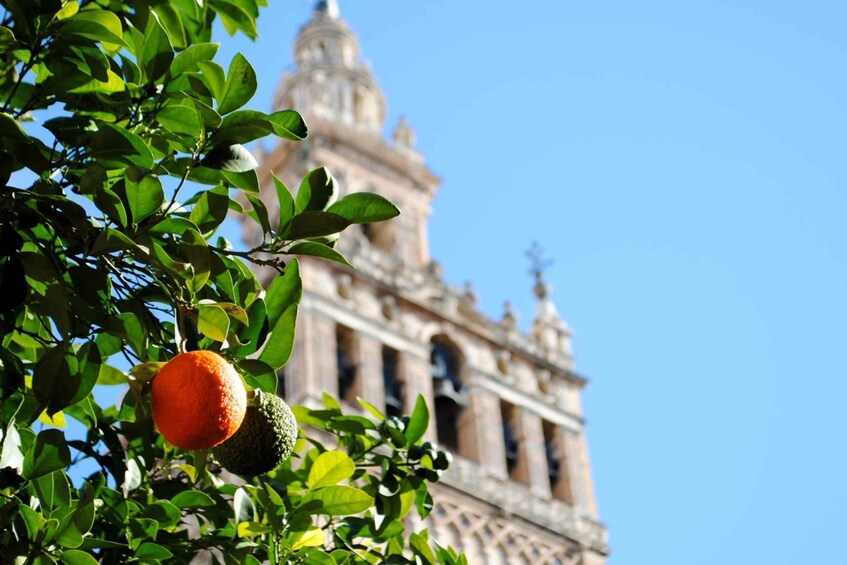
xmin=151 ymin=350 xmax=247 ymax=450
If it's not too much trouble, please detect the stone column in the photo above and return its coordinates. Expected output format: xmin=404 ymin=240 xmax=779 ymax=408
xmin=303 ymin=312 xmax=339 ymax=399
xmin=467 ymin=383 xmax=507 ymax=480
xmin=285 ymin=308 xmax=309 ymax=404
xmin=520 ymin=410 xmax=553 ymax=500
xmin=575 ymin=431 xmax=600 ymax=519
xmin=562 ymin=429 xmax=598 ymax=517
xmin=356 ymin=334 xmax=385 ymax=410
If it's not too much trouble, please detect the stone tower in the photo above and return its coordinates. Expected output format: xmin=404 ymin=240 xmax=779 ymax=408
xmin=250 ymin=3 xmax=609 ymax=563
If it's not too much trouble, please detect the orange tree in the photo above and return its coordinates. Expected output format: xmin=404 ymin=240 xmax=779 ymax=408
xmin=0 ymin=1 xmax=463 ymax=563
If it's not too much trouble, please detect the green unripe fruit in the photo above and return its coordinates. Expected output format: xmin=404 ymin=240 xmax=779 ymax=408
xmin=433 ymin=450 xmax=452 ymax=471
xmin=213 ymin=390 xmax=298 ymax=477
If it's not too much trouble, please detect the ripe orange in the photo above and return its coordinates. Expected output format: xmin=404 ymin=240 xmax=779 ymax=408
xmin=151 ymin=350 xmax=247 ymax=450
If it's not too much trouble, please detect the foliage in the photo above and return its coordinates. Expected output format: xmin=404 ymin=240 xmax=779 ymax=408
xmin=0 ymin=1 xmax=463 ymax=563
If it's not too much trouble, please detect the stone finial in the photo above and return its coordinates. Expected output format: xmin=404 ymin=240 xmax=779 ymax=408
xmin=501 ymin=301 xmax=518 ymax=331
xmin=393 ymin=116 xmax=424 ymax=164
xmin=461 ymin=281 xmax=477 ymax=308
xmin=393 ymin=116 xmax=416 ymax=150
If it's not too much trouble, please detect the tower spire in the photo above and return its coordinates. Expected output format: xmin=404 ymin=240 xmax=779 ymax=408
xmin=526 ymin=242 xmax=573 ymax=360
xmin=315 ymin=0 xmax=340 ymax=18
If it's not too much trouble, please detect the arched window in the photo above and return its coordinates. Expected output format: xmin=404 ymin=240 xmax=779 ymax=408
xmin=336 ymin=325 xmax=358 ymax=403
xmin=501 ymin=403 xmax=520 ymax=474
xmin=382 ymin=345 xmax=404 ymax=418
xmin=361 ymin=221 xmax=396 ymax=252
xmin=430 ymin=335 xmax=467 ymax=452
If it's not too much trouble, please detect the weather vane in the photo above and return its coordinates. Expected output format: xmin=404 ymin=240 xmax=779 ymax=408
xmin=526 ymin=241 xmax=553 ymax=280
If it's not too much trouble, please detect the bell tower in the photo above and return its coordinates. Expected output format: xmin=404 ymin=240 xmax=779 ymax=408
xmin=251 ymin=3 xmax=609 ymax=563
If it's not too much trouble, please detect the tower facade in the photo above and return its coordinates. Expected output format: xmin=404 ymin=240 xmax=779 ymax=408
xmin=251 ymin=4 xmax=609 ymax=563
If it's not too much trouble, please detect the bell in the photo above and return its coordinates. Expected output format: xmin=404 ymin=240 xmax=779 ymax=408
xmin=432 ymin=377 xmax=467 ymax=407
xmin=385 ymin=390 xmax=404 ymax=417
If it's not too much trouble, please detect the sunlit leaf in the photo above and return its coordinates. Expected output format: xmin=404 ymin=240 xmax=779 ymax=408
xmin=295 ymin=167 xmax=338 ymax=213
xmin=198 ymin=304 xmax=230 ymax=342
xmin=327 ymin=192 xmax=401 ymax=224
xmin=218 ymin=53 xmax=256 ymax=115
xmin=302 ymin=486 xmax=374 ymax=516
xmin=308 ymin=451 xmax=355 ymax=490
xmin=257 ymin=304 xmax=297 ymax=370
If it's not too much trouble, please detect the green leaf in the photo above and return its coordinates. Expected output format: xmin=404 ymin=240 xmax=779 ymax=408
xmin=322 ymin=393 xmax=341 ymax=411
xmin=171 ymin=491 xmax=216 ymax=509
xmin=93 ymin=183 xmax=128 ymax=228
xmin=237 ymin=521 xmax=272 ymax=537
xmin=33 ymin=345 xmax=78 ymax=417
xmin=65 ymin=69 xmax=126 ymax=94
xmin=188 ymin=186 xmax=229 ymax=233
xmin=213 ymin=0 xmax=258 ymax=40
xmin=222 ymin=169 xmax=259 ymax=193
xmin=139 ymin=501 xmax=181 ymax=528
xmin=198 ymin=60 xmax=226 ymax=101
xmin=96 ymin=364 xmax=125 ymax=386
xmin=170 ymin=43 xmax=219 ymax=76
xmin=308 ymin=451 xmax=355 ymax=490
xmin=273 ymin=174 xmax=295 ymax=234
xmin=33 ymin=470 xmax=72 ymax=513
xmin=149 ymin=217 xmax=201 ymax=236
xmin=282 ymin=211 xmax=351 ymax=240
xmin=157 ymin=102 xmax=203 ymax=137
xmin=233 ymin=487 xmax=255 ymax=523
xmin=295 ymin=167 xmax=338 ymax=213
xmin=23 ymin=429 xmax=71 ymax=480
xmin=56 ymin=507 xmax=84 ymax=548
xmin=181 ymin=228 xmax=211 ymax=294
xmin=154 ymin=4 xmax=188 ymax=49
xmin=135 ymin=542 xmax=173 ymax=561
xmin=327 ymin=192 xmax=401 ymax=224
xmin=405 ymin=395 xmax=429 ymax=445
xmin=257 ymin=304 xmax=297 ymax=370
xmin=217 ymin=53 xmax=256 ymax=115
xmin=243 ymin=193 xmax=271 ymax=235
xmin=198 ymin=304 xmax=230 ymax=342
xmin=357 ymin=398 xmax=386 ymax=422
xmin=202 ymin=143 xmax=258 ymax=172
xmin=59 ymin=10 xmax=126 ymax=47
xmin=142 ymin=12 xmax=174 ymax=82
xmin=289 ymin=527 xmax=326 ymax=550
xmin=60 ymin=550 xmax=100 ymax=565
xmin=287 ymin=242 xmax=353 ymax=268
xmin=90 ymin=124 xmax=154 ymax=169
xmin=232 ymin=298 xmax=268 ymax=358
xmin=264 ymin=258 xmax=301 ymax=327
xmin=237 ymin=359 xmax=276 ymax=393
xmin=212 ymin=301 xmax=249 ymax=325
xmin=125 ymin=170 xmax=164 ymax=224
xmin=410 ymin=531 xmax=437 ymax=565
xmin=303 ymin=486 xmax=374 ymax=516
xmin=268 ymin=110 xmax=308 ymax=140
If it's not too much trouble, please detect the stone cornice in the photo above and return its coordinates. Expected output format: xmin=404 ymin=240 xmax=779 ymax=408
xmin=313 ymin=253 xmax=587 ymax=389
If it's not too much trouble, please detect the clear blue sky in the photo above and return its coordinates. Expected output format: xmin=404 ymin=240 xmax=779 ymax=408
xmin=213 ymin=2 xmax=847 ymax=563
